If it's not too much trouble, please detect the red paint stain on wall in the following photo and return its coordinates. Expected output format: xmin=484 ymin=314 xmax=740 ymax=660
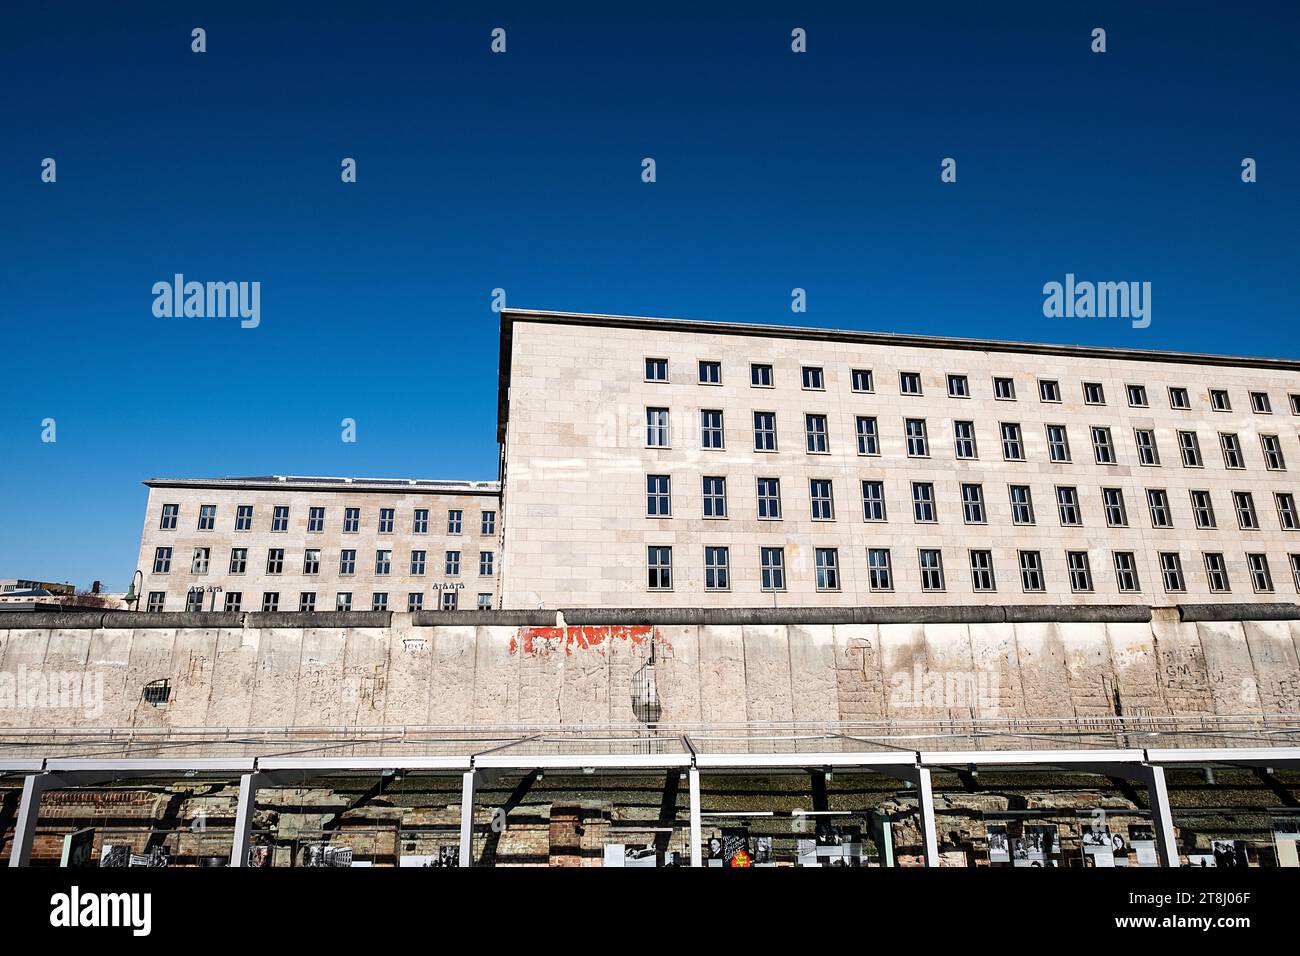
xmin=509 ymin=624 xmax=666 ymax=657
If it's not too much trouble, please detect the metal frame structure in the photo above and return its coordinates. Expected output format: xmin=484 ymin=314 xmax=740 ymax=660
xmin=4 ymin=717 xmax=1300 ymax=868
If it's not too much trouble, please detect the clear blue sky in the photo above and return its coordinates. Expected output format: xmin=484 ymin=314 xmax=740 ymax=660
xmin=2 ymin=1 xmax=1297 ymax=590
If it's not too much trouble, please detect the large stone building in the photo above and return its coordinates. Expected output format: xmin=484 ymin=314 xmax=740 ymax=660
xmin=133 ymin=476 xmax=500 ymax=613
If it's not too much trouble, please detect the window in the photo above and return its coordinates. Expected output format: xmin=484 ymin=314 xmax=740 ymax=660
xmin=1000 ymin=422 xmax=1024 ymax=461
xmin=757 ymin=478 xmax=782 ymax=519
xmin=760 ymin=547 xmax=785 ymax=591
xmin=961 ymin=483 xmax=986 ymax=524
xmin=1066 ymin=551 xmax=1093 ymax=592
xmin=1019 ymin=551 xmax=1044 ymax=592
xmin=969 ymin=550 xmax=996 ymax=592
xmin=905 ymin=418 xmax=929 ymax=457
xmin=198 ymin=504 xmax=216 ymax=531
xmin=262 ymin=592 xmax=280 ymax=613
xmin=805 ymin=414 xmax=829 ymax=453
xmin=1292 ymin=555 xmax=1300 ymax=591
xmin=1250 ymin=391 xmax=1272 ymax=414
xmin=441 ymin=592 xmax=459 ymax=611
xmin=1102 ymin=488 xmax=1128 ymax=527
xmin=1204 ymin=552 xmax=1230 ymax=592
xmin=851 ymin=369 xmax=874 ymax=392
xmin=191 ymin=547 xmax=210 ymax=574
xmin=408 ymin=593 xmax=424 ymax=612
xmin=235 ymin=505 xmax=253 ymax=531
xmin=754 ymin=411 xmax=778 ymax=451
xmin=919 ymin=549 xmax=945 ymax=591
xmin=699 ymin=360 xmax=721 ymax=385
xmin=1190 ymin=490 xmax=1215 ymax=529
xmin=899 ymin=371 xmax=922 ymax=395
xmin=1091 ymin=427 xmax=1116 ymax=465
xmin=1056 ymin=486 xmax=1081 ymax=526
xmin=1159 ymin=553 xmax=1185 ymax=592
xmin=702 ymin=476 xmax=727 ymax=518
xmin=646 ymin=408 xmax=670 ymax=447
xmin=413 ymin=509 xmax=429 ymax=534
xmin=861 ymin=481 xmax=887 ymax=522
xmin=146 ymin=592 xmax=166 ymax=613
xmin=229 ymin=548 xmax=247 ymax=574
xmin=1046 ymin=424 xmax=1070 ymax=463
xmin=1008 ymin=485 xmax=1035 ymax=525
xmin=815 ymin=548 xmax=840 ymax=591
xmin=866 ymin=548 xmax=893 ymax=591
xmin=224 ymin=592 xmax=242 ymax=612
xmin=336 ymin=592 xmax=352 ymax=612
xmin=953 ymin=420 xmax=978 ymax=459
xmin=444 ymin=551 xmax=460 ymax=576
xmin=704 ymin=547 xmax=730 ymax=590
xmin=271 ymin=505 xmax=289 ymax=532
xmin=308 ymin=507 xmax=325 ymax=533
xmin=481 ymin=511 xmax=496 ymax=535
xmin=856 ymin=416 xmax=879 ymax=455
xmin=1247 ymin=553 xmax=1273 ymax=593
xmin=1220 ymin=433 xmax=1245 ymax=469
xmin=160 ymin=504 xmax=179 ymax=530
xmin=802 ymin=366 xmax=824 ymax=390
xmin=1126 ymin=384 xmax=1148 ymax=407
xmin=912 ymin=482 xmax=937 ymax=523
xmin=1292 ymin=395 xmax=1300 ymax=416
xmin=1134 ymin=429 xmax=1160 ymax=466
xmin=810 ymin=479 xmax=835 ymax=520
xmin=1147 ymin=489 xmax=1172 ymax=529
xmin=186 ymin=590 xmax=204 ymax=612
xmin=751 ymin=363 xmax=773 ymax=387
xmin=1113 ymin=552 xmax=1140 ymax=592
xmin=1168 ymin=387 xmax=1191 ymax=410
xmin=376 ymin=549 xmax=392 ymax=575
xmin=1178 ymin=431 xmax=1203 ymax=467
xmin=477 ymin=594 xmax=493 ymax=611
xmin=1083 ymin=382 xmax=1105 ymax=405
xmin=1209 ymin=389 xmax=1231 ymax=412
xmin=701 ymin=409 xmax=725 ymax=449
xmin=1038 ymin=379 xmax=1060 ymax=403
xmin=339 ymin=549 xmax=356 ymax=575
xmin=1261 ymin=435 xmax=1286 ymax=471
xmin=266 ymin=549 xmax=284 ymax=575
xmin=479 ymin=552 xmax=495 ymax=576
xmin=303 ymin=549 xmax=320 ymax=575
xmin=1276 ymin=493 xmax=1299 ymax=531
xmin=371 ymin=593 xmax=388 ymax=612
xmin=378 ymin=508 xmax=394 ymax=534
xmin=993 ymin=377 xmax=1016 ymax=401
xmin=646 ymin=475 xmax=671 ymax=516
xmin=947 ymin=374 xmax=970 ymax=398
xmin=411 ymin=550 xmax=426 ymax=575
xmin=1233 ymin=491 xmax=1259 ymax=530
xmin=343 ymin=507 xmax=360 ymax=533
xmin=645 ymin=357 xmax=667 ymax=382
xmin=447 ymin=510 xmax=463 ymax=534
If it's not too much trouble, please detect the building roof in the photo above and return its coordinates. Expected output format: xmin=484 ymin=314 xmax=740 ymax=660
xmin=496 ymin=308 xmax=1300 ymax=441
xmin=143 ymin=475 xmax=500 ymax=495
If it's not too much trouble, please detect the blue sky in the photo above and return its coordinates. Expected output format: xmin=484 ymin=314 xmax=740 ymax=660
xmin=2 ymin=1 xmax=1297 ymax=590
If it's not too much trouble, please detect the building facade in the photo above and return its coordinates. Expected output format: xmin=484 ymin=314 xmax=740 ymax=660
xmin=498 ymin=309 xmax=1300 ymax=608
xmin=134 ymin=476 xmax=500 ymax=613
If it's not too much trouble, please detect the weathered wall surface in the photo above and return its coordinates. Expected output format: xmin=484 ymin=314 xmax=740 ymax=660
xmin=2 ymin=609 xmax=1300 ymax=728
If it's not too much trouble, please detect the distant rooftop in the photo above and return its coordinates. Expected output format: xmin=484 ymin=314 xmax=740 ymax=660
xmin=144 ymin=475 xmax=499 ymax=495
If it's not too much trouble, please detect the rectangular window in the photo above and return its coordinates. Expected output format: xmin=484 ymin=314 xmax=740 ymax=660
xmin=961 ymin=483 xmax=986 ymax=524
xmin=757 ymin=478 xmax=782 ymax=519
xmin=646 ymin=407 xmax=670 ymax=447
xmin=699 ymin=360 xmax=721 ymax=384
xmin=160 ymin=504 xmax=179 ymax=530
xmin=1019 ymin=551 xmax=1044 ymax=592
xmin=1178 ymin=431 xmax=1203 ymax=467
xmin=810 ymin=479 xmax=835 ymax=520
xmin=899 ymin=371 xmax=922 ymax=395
xmin=262 ymin=592 xmax=280 ymax=613
xmin=1210 ymin=389 xmax=1231 ymax=412
xmin=1102 ymin=488 xmax=1128 ymax=527
xmin=481 ymin=511 xmax=496 ymax=535
xmin=1220 ymin=433 xmax=1245 ymax=469
xmin=1067 ymin=551 xmax=1093 ymax=592
xmin=444 ymin=551 xmax=460 ymax=576
xmin=441 ymin=592 xmax=459 ymax=611
xmin=224 ymin=592 xmax=242 ymax=613
xmin=146 ymin=592 xmax=166 ymax=613
xmin=413 ymin=508 xmax=429 ymax=534
xmin=229 ymin=548 xmax=247 ymax=574
xmin=1008 ymin=485 xmax=1035 ymax=525
xmin=805 ymin=414 xmax=829 ymax=453
xmin=1160 ymin=553 xmax=1185 ymax=592
xmin=969 ymin=550 xmax=996 ymax=592
xmin=371 ymin=593 xmax=388 ymax=612
xmin=912 ymin=482 xmax=937 ymax=523
xmin=1292 ymin=395 xmax=1300 ymax=416
xmin=308 ymin=507 xmax=325 ymax=533
xmin=186 ymin=590 xmax=203 ymax=613
xmin=1233 ymin=491 xmax=1259 ymax=530
xmin=479 ymin=552 xmax=495 ymax=576
xmin=235 ymin=504 xmax=253 ymax=531
xmin=1190 ymin=490 xmax=1216 ymax=529
xmin=815 ymin=548 xmax=840 ymax=591
xmin=198 ymin=504 xmax=216 ymax=531
xmin=1091 ymin=427 xmax=1116 ymax=465
xmin=1292 ymin=555 xmax=1300 ymax=591
xmin=802 ymin=366 xmax=824 ymax=390
xmin=919 ymin=549 xmax=945 ymax=591
xmin=702 ymin=476 xmax=727 ymax=518
xmin=701 ymin=409 xmax=725 ymax=449
xmin=1056 ymin=486 xmax=1081 ymax=526
xmin=271 ymin=505 xmax=289 ymax=532
xmin=1250 ymin=391 xmax=1272 ymax=414
xmin=1000 ymin=422 xmax=1024 ymax=461
xmin=1113 ymin=552 xmax=1140 ymax=592
xmin=866 ymin=548 xmax=893 ymax=591
xmin=646 ymin=474 xmax=671 ymax=517
xmin=411 ymin=550 xmax=426 ymax=575
xmin=1147 ymin=489 xmax=1173 ymax=529
xmin=1247 ymin=553 xmax=1273 ymax=593
xmin=266 ymin=548 xmax=284 ymax=575
xmin=408 ymin=593 xmax=424 ymax=612
xmin=336 ymin=592 xmax=352 ymax=612
xmin=191 ymin=547 xmax=210 ymax=574
xmin=856 ymin=416 xmax=879 ymax=455
xmin=861 ymin=480 xmax=886 ymax=522
xmin=993 ymin=377 xmax=1016 ymax=401
xmin=760 ymin=547 xmax=786 ymax=591
xmin=1046 ymin=424 xmax=1070 ymax=463
xmin=906 ymin=418 xmax=929 ymax=457
xmin=751 ymin=363 xmax=773 ymax=387
xmin=153 ymin=547 xmax=172 ymax=573
xmin=303 ymin=549 xmax=320 ymax=575
xmin=1261 ymin=434 xmax=1286 ymax=471
xmin=1204 ymin=552 xmax=1230 ymax=592
xmin=753 ymin=412 xmax=778 ymax=451
xmin=1083 ymin=382 xmax=1105 ymax=405
xmin=1162 ymin=387 xmax=1188 ymax=410
xmin=339 ymin=549 xmax=356 ymax=575
xmin=1038 ymin=379 xmax=1060 ymax=403
xmin=953 ymin=420 xmax=978 ymax=459
xmin=343 ymin=507 xmax=360 ymax=533
xmin=1277 ymin=493 xmax=1299 ymax=531
xmin=704 ymin=546 xmax=730 ymax=590
xmin=447 ymin=510 xmax=463 ymax=534
xmin=947 ymin=374 xmax=970 ymax=398
xmin=477 ymin=593 xmax=493 ymax=611
xmin=851 ymin=368 xmax=874 ymax=392
xmin=1126 ymin=384 xmax=1148 ymax=407
xmin=1135 ymin=429 xmax=1160 ymax=466
xmin=645 ymin=357 xmax=668 ymax=382
xmin=378 ymin=508 xmax=394 ymax=534
xmin=376 ymin=549 xmax=392 ymax=575
xmin=649 ymin=545 xmax=674 ymax=590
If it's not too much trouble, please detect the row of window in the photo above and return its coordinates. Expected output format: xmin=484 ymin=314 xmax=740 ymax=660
xmin=152 ymin=547 xmax=495 ymax=577
xmin=159 ymin=503 xmax=496 ymax=535
xmin=645 ymin=408 xmax=1290 ymax=471
xmin=644 ymin=545 xmax=1292 ymax=595
xmin=146 ymin=590 xmax=494 ymax=613
xmin=644 ymin=356 xmax=1296 ymax=415
xmin=645 ymin=474 xmax=1300 ymax=532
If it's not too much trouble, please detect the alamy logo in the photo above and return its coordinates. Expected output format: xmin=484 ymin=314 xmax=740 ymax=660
xmin=1043 ymin=273 xmax=1150 ymax=329
xmin=50 ymin=887 xmax=152 ymax=936
xmin=152 ymin=274 xmax=260 ymax=328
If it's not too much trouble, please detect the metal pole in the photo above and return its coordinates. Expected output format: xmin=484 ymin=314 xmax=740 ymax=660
xmin=1144 ymin=764 xmax=1180 ymax=868
xmin=688 ymin=767 xmax=702 ymax=867
xmin=229 ymin=772 xmax=261 ymax=867
xmin=916 ymin=766 xmax=940 ymax=868
xmin=7 ymin=774 xmax=50 ymax=867
xmin=458 ymin=770 xmax=477 ymax=867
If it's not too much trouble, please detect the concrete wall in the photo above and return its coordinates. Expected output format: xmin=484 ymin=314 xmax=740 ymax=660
xmin=3 ymin=607 xmax=1299 ymax=729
